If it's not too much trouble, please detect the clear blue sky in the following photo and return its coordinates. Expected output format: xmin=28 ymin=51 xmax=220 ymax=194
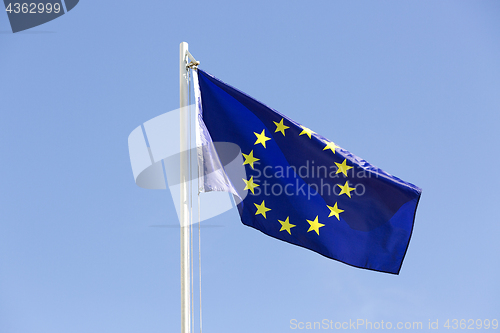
xmin=1 ymin=1 xmax=499 ymax=332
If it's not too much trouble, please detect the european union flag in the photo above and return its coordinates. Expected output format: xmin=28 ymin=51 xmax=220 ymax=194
xmin=195 ymin=69 xmax=421 ymax=274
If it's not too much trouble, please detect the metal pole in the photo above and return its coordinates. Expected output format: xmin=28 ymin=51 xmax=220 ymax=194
xmin=179 ymin=41 xmax=191 ymax=333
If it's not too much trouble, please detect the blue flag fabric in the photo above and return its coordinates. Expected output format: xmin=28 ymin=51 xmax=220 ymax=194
xmin=196 ymin=69 xmax=421 ymax=274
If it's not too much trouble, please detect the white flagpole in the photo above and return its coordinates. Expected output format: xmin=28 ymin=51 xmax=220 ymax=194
xmin=179 ymin=41 xmax=191 ymax=333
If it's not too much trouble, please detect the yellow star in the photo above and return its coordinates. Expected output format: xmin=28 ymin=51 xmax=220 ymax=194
xmin=335 ymin=159 xmax=353 ymax=177
xmin=323 ymin=140 xmax=340 ymax=154
xmin=254 ymin=129 xmax=271 ymax=148
xmin=327 ymin=202 xmax=344 ymax=220
xmin=337 ymin=181 xmax=355 ymax=198
xmin=242 ymin=176 xmax=259 ymax=194
xmin=254 ymin=200 xmax=271 ymax=218
xmin=299 ymin=125 xmax=315 ymax=139
xmin=306 ymin=216 xmax=325 ymax=235
xmin=273 ymin=118 xmax=290 ymax=136
xmin=242 ymin=150 xmax=260 ymax=169
xmin=278 ymin=217 xmax=296 ymax=235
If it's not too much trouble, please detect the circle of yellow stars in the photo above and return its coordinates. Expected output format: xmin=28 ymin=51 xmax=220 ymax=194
xmin=240 ymin=118 xmax=357 ymax=237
